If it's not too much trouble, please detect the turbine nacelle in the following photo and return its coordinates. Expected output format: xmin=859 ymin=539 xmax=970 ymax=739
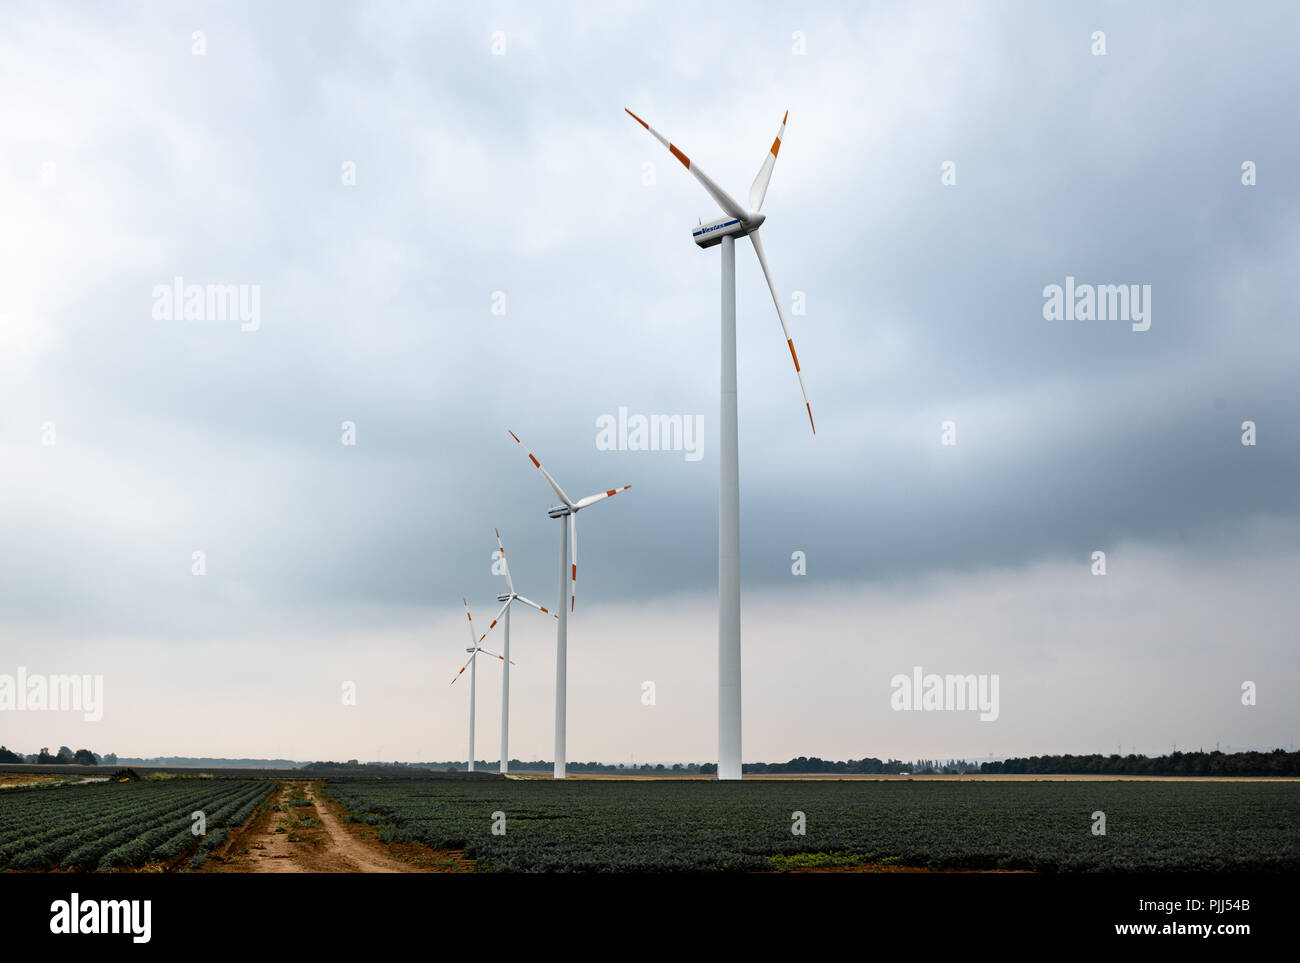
xmin=547 ymin=504 xmax=573 ymax=519
xmin=496 ymin=592 xmax=512 ymax=603
xmin=692 ymin=211 xmax=764 ymax=249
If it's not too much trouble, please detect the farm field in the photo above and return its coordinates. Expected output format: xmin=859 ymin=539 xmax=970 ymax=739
xmin=4 ymin=775 xmax=1297 ymax=873
xmin=321 ymin=777 xmax=1300 ymax=873
xmin=513 ymin=772 xmax=1300 ymax=782
xmin=0 ymin=778 xmax=275 ymax=871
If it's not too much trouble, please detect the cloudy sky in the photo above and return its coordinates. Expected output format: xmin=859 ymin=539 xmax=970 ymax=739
xmin=1 ymin=1 xmax=1296 ymax=765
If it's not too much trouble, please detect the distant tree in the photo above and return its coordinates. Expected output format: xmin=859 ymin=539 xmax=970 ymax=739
xmin=37 ymin=747 xmax=55 ymax=765
xmin=73 ymin=749 xmax=97 ymax=765
xmin=0 ymin=746 xmax=23 ymax=763
xmin=102 ymin=753 xmax=118 ymax=765
xmin=56 ymin=746 xmax=73 ymax=763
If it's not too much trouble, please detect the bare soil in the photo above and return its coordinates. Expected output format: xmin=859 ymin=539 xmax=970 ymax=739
xmin=201 ymin=781 xmax=473 ymax=873
xmin=0 ymin=773 xmax=63 ymax=789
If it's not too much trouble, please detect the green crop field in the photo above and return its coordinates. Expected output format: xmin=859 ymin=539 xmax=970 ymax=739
xmin=0 ymin=779 xmax=274 ymax=871
xmin=321 ymin=778 xmax=1300 ymax=872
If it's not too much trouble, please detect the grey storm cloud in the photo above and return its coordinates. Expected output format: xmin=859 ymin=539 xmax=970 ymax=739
xmin=2 ymin=1 xmax=1297 ymax=644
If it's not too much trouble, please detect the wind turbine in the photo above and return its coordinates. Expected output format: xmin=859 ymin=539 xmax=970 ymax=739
xmin=625 ymin=108 xmax=814 ymax=781
xmin=473 ymin=528 xmax=558 ymax=774
xmin=507 ymin=429 xmax=631 ymax=779
xmin=449 ymin=597 xmax=512 ymax=773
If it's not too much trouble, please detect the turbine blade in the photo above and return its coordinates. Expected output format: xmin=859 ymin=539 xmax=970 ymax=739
xmin=750 ymin=229 xmax=815 ymax=434
xmin=625 ymin=108 xmax=749 ymax=222
xmin=569 ymin=513 xmax=577 ymax=613
xmin=450 ymin=649 xmax=476 ymax=685
xmin=748 ymin=110 xmax=787 ymax=212
xmin=514 ymin=594 xmax=559 ymax=619
xmin=508 ymin=429 xmax=575 ymax=508
xmin=494 ymin=528 xmax=515 ymax=595
xmin=476 ymin=600 xmax=512 ymax=644
xmin=574 ymin=485 xmax=632 ymax=509
xmin=463 ymin=598 xmax=479 ymax=647
xmin=477 ymin=646 xmax=516 ymax=664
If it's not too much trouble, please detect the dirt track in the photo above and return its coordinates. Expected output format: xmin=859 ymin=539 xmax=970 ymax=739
xmin=205 ymin=782 xmax=470 ymax=873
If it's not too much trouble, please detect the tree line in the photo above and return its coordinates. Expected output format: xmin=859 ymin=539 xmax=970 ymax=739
xmin=0 ymin=746 xmax=117 ymax=765
xmin=980 ymin=749 xmax=1299 ymax=776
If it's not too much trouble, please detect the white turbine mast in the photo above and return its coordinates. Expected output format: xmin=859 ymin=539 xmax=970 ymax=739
xmin=508 ymin=429 xmax=631 ymax=779
xmin=625 ymin=107 xmax=814 ymax=781
xmin=450 ymin=597 xmax=513 ymax=773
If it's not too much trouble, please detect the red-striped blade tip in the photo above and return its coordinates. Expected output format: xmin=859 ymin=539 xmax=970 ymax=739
xmin=625 ymin=108 xmax=648 ymax=129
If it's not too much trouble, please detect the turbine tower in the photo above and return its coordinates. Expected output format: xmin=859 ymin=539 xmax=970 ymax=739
xmin=508 ymin=429 xmax=631 ymax=779
xmin=450 ymin=598 xmax=512 ymax=772
xmin=474 ymin=528 xmax=558 ymax=774
xmin=625 ymin=108 xmax=813 ymax=781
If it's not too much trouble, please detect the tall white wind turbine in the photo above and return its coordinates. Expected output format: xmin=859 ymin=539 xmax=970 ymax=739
xmin=625 ymin=108 xmax=814 ymax=781
xmin=450 ymin=597 xmax=513 ymax=773
xmin=474 ymin=528 xmax=558 ymax=774
xmin=507 ymin=429 xmax=631 ymax=779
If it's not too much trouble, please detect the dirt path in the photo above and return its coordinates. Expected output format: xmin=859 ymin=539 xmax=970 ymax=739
xmin=205 ymin=782 xmax=470 ymax=873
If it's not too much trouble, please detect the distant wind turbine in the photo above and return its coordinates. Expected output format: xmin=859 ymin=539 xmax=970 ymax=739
xmin=475 ymin=528 xmax=557 ymax=774
xmin=508 ymin=429 xmax=631 ymax=779
xmin=450 ymin=598 xmax=513 ymax=773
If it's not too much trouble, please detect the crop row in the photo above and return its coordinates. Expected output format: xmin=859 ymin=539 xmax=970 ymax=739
xmin=321 ymin=778 xmax=1300 ymax=873
xmin=0 ymin=779 xmax=274 ymax=871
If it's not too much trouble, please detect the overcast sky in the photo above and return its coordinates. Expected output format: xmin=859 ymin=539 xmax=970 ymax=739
xmin=1 ymin=1 xmax=1296 ymax=764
